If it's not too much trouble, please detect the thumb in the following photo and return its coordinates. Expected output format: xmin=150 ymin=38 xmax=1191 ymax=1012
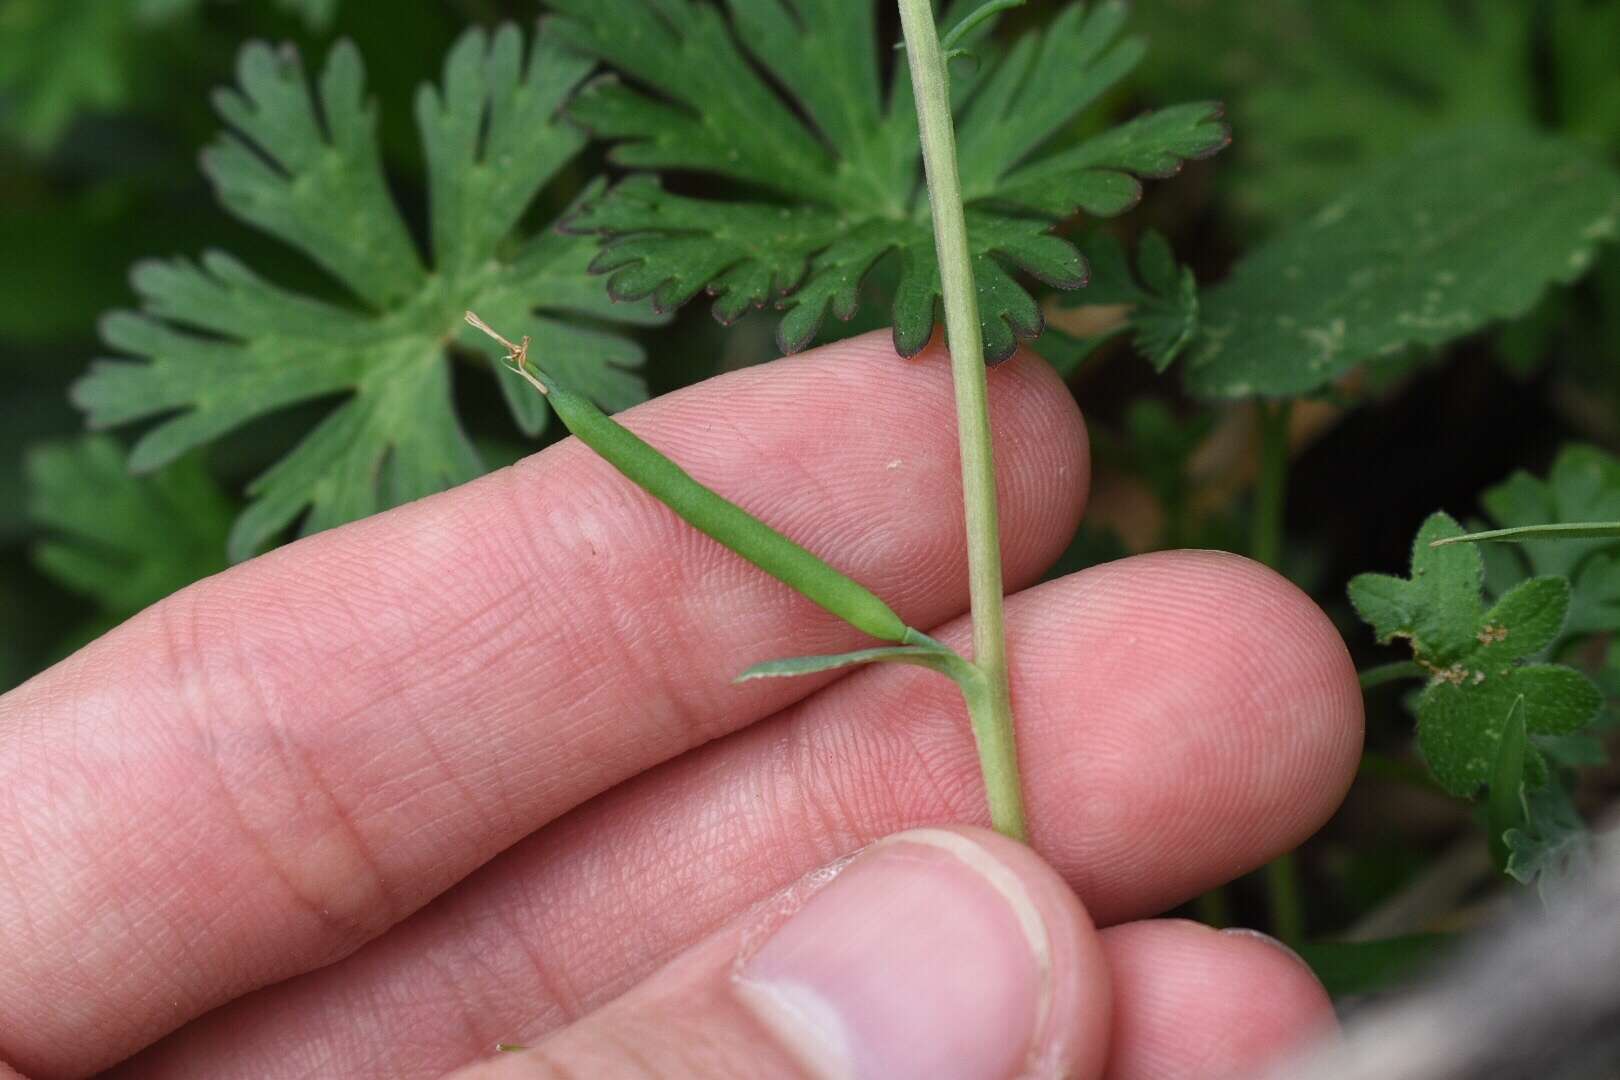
xmin=449 ymin=826 xmax=1112 ymax=1080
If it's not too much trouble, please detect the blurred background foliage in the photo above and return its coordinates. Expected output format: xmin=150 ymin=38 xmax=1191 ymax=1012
xmin=3 ymin=0 xmax=1620 ymax=991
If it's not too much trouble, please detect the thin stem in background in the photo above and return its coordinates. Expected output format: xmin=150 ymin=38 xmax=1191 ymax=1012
xmin=1252 ymin=399 xmax=1306 ymax=947
xmin=1360 ymin=660 xmax=1425 ymax=690
xmin=896 ymin=0 xmax=1027 ymax=841
xmin=1359 ymin=751 xmax=1448 ymax=796
xmin=1251 ymin=400 xmax=1292 ymax=570
xmin=1194 ymin=887 xmax=1232 ymax=929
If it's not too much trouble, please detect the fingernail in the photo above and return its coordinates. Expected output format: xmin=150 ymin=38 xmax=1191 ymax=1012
xmin=1220 ymin=927 xmax=1312 ymax=973
xmin=735 ymin=829 xmax=1050 ymax=1080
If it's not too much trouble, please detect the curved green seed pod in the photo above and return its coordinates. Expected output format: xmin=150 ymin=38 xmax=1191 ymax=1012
xmin=467 ymin=314 xmax=911 ymax=644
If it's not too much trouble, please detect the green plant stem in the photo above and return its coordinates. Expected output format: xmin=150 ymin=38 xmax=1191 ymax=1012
xmin=1251 ymin=397 xmax=1304 ymax=945
xmin=897 ymin=0 xmax=1026 ymax=842
xmin=1251 ymin=400 xmax=1291 ymax=569
xmin=1359 ymin=660 xmax=1425 ymax=690
xmin=1194 ymin=886 xmax=1231 ymax=929
xmin=1266 ymin=848 xmax=1307 ymax=948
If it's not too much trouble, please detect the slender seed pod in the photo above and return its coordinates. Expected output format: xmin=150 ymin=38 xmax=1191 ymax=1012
xmin=467 ymin=314 xmax=912 ymax=644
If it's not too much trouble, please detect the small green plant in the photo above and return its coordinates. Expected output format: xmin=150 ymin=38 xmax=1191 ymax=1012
xmin=1350 ymin=511 xmax=1601 ymax=798
xmin=1348 ymin=445 xmax=1620 ymax=902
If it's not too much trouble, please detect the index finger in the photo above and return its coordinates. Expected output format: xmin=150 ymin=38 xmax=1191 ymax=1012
xmin=0 ymin=331 xmax=1087 ymax=1078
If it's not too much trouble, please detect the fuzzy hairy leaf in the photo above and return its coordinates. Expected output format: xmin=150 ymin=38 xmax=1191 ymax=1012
xmin=1349 ymin=512 xmax=1602 ymax=797
xmin=74 ymin=25 xmax=659 ymax=561
xmin=1350 ymin=513 xmax=1484 ymax=667
xmin=1185 ymin=128 xmax=1620 ymax=398
xmin=26 ymin=436 xmax=232 ymax=620
xmin=548 ymin=0 xmax=1227 ymax=361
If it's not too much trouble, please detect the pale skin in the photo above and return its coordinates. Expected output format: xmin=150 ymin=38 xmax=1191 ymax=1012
xmin=0 ymin=332 xmax=1364 ymax=1079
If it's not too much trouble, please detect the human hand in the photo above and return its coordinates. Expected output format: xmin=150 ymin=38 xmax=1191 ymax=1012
xmin=0 ymin=332 xmax=1362 ymax=1079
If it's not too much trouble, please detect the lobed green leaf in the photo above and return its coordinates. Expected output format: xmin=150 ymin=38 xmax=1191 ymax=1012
xmin=1418 ymin=666 xmax=1597 ymax=797
xmin=551 ymin=0 xmax=1227 ymax=361
xmin=73 ymin=25 xmax=659 ymax=560
xmin=1348 ymin=513 xmax=1482 ymax=666
xmin=1184 ymin=127 xmax=1620 ymax=398
xmin=25 ymin=435 xmax=232 ymax=622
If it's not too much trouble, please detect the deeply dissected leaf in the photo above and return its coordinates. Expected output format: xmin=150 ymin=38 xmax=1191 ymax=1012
xmin=1185 ymin=128 xmax=1620 ymax=398
xmin=26 ymin=436 xmax=232 ymax=621
xmin=74 ymin=25 xmax=660 ymax=561
xmin=1349 ymin=512 xmax=1602 ymax=797
xmin=1060 ymin=231 xmax=1199 ymax=372
xmin=547 ymin=0 xmax=1228 ymax=361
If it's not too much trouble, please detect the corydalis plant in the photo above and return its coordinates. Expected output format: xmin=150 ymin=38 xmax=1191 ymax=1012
xmin=547 ymin=0 xmax=1229 ymax=361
